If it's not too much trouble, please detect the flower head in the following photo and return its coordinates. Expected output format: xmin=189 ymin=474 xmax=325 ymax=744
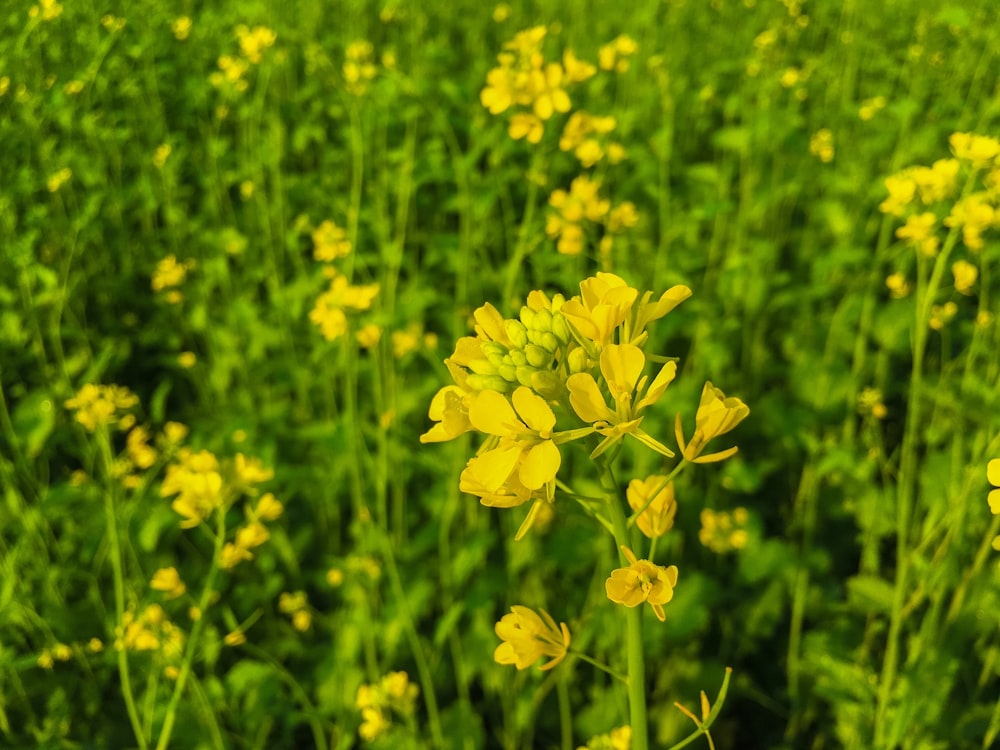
xmin=675 ymin=382 xmax=749 ymax=463
xmin=494 ymin=605 xmax=571 ymax=670
xmin=605 ymin=546 xmax=678 ymax=622
xmin=627 ymin=476 xmax=678 ymax=538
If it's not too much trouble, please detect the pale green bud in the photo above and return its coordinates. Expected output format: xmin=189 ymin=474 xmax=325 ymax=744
xmin=480 ymin=342 xmax=506 ymax=359
xmin=524 ymin=344 xmax=551 ymax=369
xmin=551 ymin=313 xmax=570 ymax=345
xmin=505 ymin=319 xmax=529 ymax=349
xmin=508 ymin=350 xmax=528 ymax=367
xmin=530 ymin=370 xmax=564 ymax=400
xmin=497 ymin=364 xmax=518 ymax=383
xmin=568 ymin=347 xmax=590 ymax=374
xmin=537 ymin=332 xmax=560 ymax=352
xmin=531 ymin=308 xmax=553 ymax=332
xmin=519 ymin=307 xmax=537 ymax=331
xmin=469 ymin=358 xmax=498 ymax=375
xmin=467 ymin=374 xmax=513 ymax=393
xmin=515 ymin=366 xmax=536 ymax=387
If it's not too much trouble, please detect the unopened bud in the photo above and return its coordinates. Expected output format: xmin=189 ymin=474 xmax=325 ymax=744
xmin=524 ymin=344 xmax=551 ymax=368
xmin=505 ymin=319 xmax=529 ymax=348
xmin=568 ymin=347 xmax=590 ymax=374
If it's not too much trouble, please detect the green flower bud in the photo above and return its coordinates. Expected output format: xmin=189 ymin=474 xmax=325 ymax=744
xmin=551 ymin=313 xmax=570 ymax=345
xmin=469 ymin=358 xmax=498 ymax=375
xmin=515 ymin=366 xmax=536 ymax=387
xmin=505 ymin=319 xmax=529 ymax=349
xmin=486 ymin=350 xmax=506 ymax=368
xmin=568 ymin=347 xmax=590 ymax=374
xmin=497 ymin=364 xmax=519 ymax=383
xmin=480 ymin=342 xmax=507 ymax=359
xmin=531 ymin=308 xmax=553 ymax=332
xmin=467 ymin=373 xmax=513 ymax=393
xmin=537 ymin=332 xmax=560 ymax=353
xmin=519 ymin=306 xmax=536 ymax=331
xmin=530 ymin=370 xmax=564 ymax=400
xmin=524 ymin=343 xmax=552 ymax=369
xmin=508 ymin=350 xmax=528 ymax=367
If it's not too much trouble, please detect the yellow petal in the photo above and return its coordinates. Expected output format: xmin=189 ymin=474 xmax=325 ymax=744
xmin=635 ymin=361 xmax=677 ymax=411
xmin=460 ymin=444 xmax=521 ymax=493
xmin=469 ymin=390 xmax=523 ymax=436
xmin=989 ymin=459 xmax=1000 ymax=487
xmin=519 ymin=439 xmax=560 ymax=490
xmin=512 ymin=387 xmax=556 ymax=435
xmin=567 ymin=373 xmax=614 ymax=423
xmin=989 ymin=488 xmax=1000 ymax=515
xmin=600 ymin=344 xmax=644 ymax=396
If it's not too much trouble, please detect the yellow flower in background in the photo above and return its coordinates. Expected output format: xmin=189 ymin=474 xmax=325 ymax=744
xmin=950 ymin=132 xmax=1000 ymax=168
xmin=567 ymin=343 xmax=677 ymax=458
xmin=562 ymin=49 xmax=597 ymax=83
xmin=578 ymin=725 xmax=632 ymax=750
xmin=886 ymin=272 xmax=911 ymax=299
xmin=858 ymin=387 xmax=887 ymax=419
xmin=160 ymin=449 xmax=224 ymax=529
xmin=29 ymin=0 xmax=62 ymax=21
xmin=627 ymin=476 xmax=678 ymax=538
xmin=879 ymin=173 xmax=917 ymax=216
xmin=509 ymin=112 xmax=544 ymax=143
xmin=911 ymin=159 xmax=959 ymax=204
xmin=929 ymin=301 xmax=958 ymax=330
xmin=151 ymin=255 xmax=193 ymax=292
xmin=858 ymin=95 xmax=887 ymax=121
xmin=675 ymin=381 xmax=749 ymax=463
xmin=605 ymin=546 xmax=678 ymax=622
xmin=895 ymin=212 xmax=939 ymax=256
xmin=494 ymin=605 xmax=570 ymax=670
xmin=359 ymin=706 xmax=390 ymax=741
xmin=952 ymin=260 xmax=978 ymax=294
xmin=699 ymin=507 xmax=750 ymax=552
xmin=65 ymin=384 xmax=139 ymax=432
xmin=344 ymin=40 xmax=377 ymax=95
xmin=253 ymin=492 xmax=284 ymax=521
xmin=809 ymin=129 xmax=834 ymax=163
xmin=988 ymin=459 xmax=1000 ymax=516
xmin=945 ymin=194 xmax=995 ymax=251
xmin=150 ymin=567 xmax=186 ymax=599
xmin=233 ymin=453 xmax=274 ymax=486
xmin=126 ymin=426 xmax=157 ymax=469
xmin=236 ymin=25 xmax=276 ymax=64
xmin=309 ymin=272 xmax=379 ymax=341
xmin=356 ymin=323 xmax=383 ymax=349
xmin=153 ymin=144 xmax=172 ymax=168
xmin=47 ymin=167 xmax=71 ymax=192
xmin=171 ymin=16 xmax=191 ymax=41
xmin=312 ymin=220 xmax=352 ymax=261
xmin=220 ymin=542 xmax=253 ymax=569
xmin=598 ymin=35 xmax=638 ymax=73
xmin=223 ymin=630 xmax=246 ymax=647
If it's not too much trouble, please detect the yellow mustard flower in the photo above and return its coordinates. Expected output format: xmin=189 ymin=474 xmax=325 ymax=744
xmin=309 ymin=272 xmax=379 ymax=341
xmin=945 ymin=194 xmax=995 ymax=251
xmin=567 ymin=343 xmax=677 ymax=458
xmin=988 ymin=460 xmax=1000 ymax=522
xmin=675 ymin=381 xmax=749 ymax=463
xmin=809 ymin=129 xmax=834 ymax=163
xmin=171 ymin=17 xmax=191 ymax=41
xmin=150 ymin=567 xmax=186 ymax=599
xmin=223 ymin=630 xmax=246 ymax=647
xmin=605 ymin=546 xmax=678 ymax=622
xmin=236 ymin=25 xmax=276 ymax=64
xmin=627 ymin=476 xmax=678 ymax=538
xmin=493 ymin=605 xmax=570 ymax=670
xmin=880 ymin=173 xmax=917 ymax=216
xmin=65 ymin=384 xmax=139 ymax=432
xmin=699 ymin=507 xmax=750 ymax=552
xmin=950 ymin=132 xmax=1000 ymax=168
xmin=886 ymin=272 xmax=911 ymax=299
xmin=911 ymin=159 xmax=959 ymax=204
xmin=312 ymin=220 xmax=351 ymax=261
xmin=952 ymin=260 xmax=978 ymax=294
xmin=160 ymin=449 xmax=224 ymax=529
xmin=253 ymin=492 xmax=284 ymax=521
xmin=929 ymin=301 xmax=958 ymax=330
xmin=896 ymin=212 xmax=939 ymax=256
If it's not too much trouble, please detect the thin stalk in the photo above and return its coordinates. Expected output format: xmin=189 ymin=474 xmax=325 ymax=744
xmin=599 ymin=458 xmax=648 ymax=750
xmin=97 ymin=429 xmax=147 ymax=750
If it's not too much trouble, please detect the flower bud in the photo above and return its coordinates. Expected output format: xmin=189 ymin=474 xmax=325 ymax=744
xmin=524 ymin=344 xmax=552 ymax=368
xmin=505 ymin=319 xmax=529 ymax=348
xmin=469 ymin=358 xmax=499 ymax=375
xmin=467 ymin=374 xmax=512 ymax=392
xmin=497 ymin=363 xmax=518 ymax=382
xmin=568 ymin=347 xmax=590 ymax=374
xmin=515 ymin=366 xmax=536 ymax=387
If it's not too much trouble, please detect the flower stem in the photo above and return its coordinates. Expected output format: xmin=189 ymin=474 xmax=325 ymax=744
xmin=97 ymin=429 xmax=148 ymax=750
xmin=599 ymin=457 xmax=648 ymax=750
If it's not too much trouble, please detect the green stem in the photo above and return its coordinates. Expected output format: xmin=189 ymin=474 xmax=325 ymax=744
xmin=569 ymin=649 xmax=627 ymax=683
xmin=665 ymin=668 xmax=732 ymax=750
xmin=155 ymin=509 xmax=226 ymax=750
xmin=599 ymin=458 xmax=648 ymax=750
xmin=97 ymin=429 xmax=148 ymax=750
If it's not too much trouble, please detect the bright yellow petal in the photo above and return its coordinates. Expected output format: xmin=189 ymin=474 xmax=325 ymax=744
xmin=988 ymin=459 xmax=1000 ymax=487
xmin=460 ymin=444 xmax=521 ymax=493
xmin=635 ymin=361 xmax=677 ymax=411
xmin=567 ymin=373 xmax=614 ymax=423
xmin=469 ymin=390 xmax=523 ymax=436
xmin=600 ymin=344 xmax=644 ymax=396
xmin=512 ymin=387 xmax=556 ymax=435
xmin=519 ymin=440 xmax=560 ymax=490
xmin=989 ymin=488 xmax=1000 ymax=515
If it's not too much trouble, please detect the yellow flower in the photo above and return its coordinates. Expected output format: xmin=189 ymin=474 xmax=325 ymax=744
xmin=675 ymin=381 xmax=749 ymax=463
xmin=253 ymin=492 xmax=284 ymax=521
xmin=493 ymin=605 xmax=570 ymax=670
xmin=945 ymin=194 xmax=995 ymax=251
xmin=989 ymin=459 xmax=1000 ymax=515
xmin=160 ymin=449 xmax=224 ymax=529
xmin=236 ymin=25 xmax=276 ymax=64
xmin=627 ymin=476 xmax=677 ymax=538
xmin=359 ymin=707 xmax=390 ymax=741
xmin=896 ymin=212 xmax=939 ymax=256
xmin=235 ymin=521 xmax=270 ymax=550
xmin=809 ymin=129 xmax=834 ymax=163
xmin=171 ymin=17 xmax=191 ymax=41
xmin=599 ymin=35 xmax=638 ymax=73
xmin=559 ymin=273 xmax=638 ymax=346
xmin=886 ymin=272 xmax=911 ymax=299
xmin=47 ymin=167 xmax=72 ymax=192
xmin=952 ymin=260 xmax=978 ymax=295
xmin=64 ymin=384 xmax=139 ymax=432
xmin=880 ymin=173 xmax=917 ymax=216
xmin=460 ymin=387 xmax=563 ymax=497
xmin=312 ymin=220 xmax=352 ymax=261
xmin=699 ymin=508 xmax=750 ymax=552
xmin=150 ymin=567 xmax=186 ymax=599
xmin=509 ymin=112 xmax=544 ymax=143
xmin=562 ymin=49 xmax=596 ymax=83
xmin=605 ymin=546 xmax=678 ymax=622
xmin=356 ymin=323 xmax=383 ymax=349
xmin=219 ymin=542 xmax=253 ymax=569
xmin=567 ymin=344 xmax=677 ymax=458
xmin=224 ymin=630 xmax=246 ymax=647
xmin=151 ymin=254 xmax=190 ymax=291
xmin=309 ymin=272 xmax=379 ymax=341
xmin=420 ymin=385 xmax=474 ymax=443
xmin=178 ymin=351 xmax=196 ymax=368
xmin=950 ymin=132 xmax=1000 ymax=168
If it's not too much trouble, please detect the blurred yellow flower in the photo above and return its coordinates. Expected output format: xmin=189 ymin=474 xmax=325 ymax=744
xmin=605 ymin=546 xmax=678 ymax=622
xmin=171 ymin=16 xmax=191 ymax=41
xmin=627 ymin=476 xmax=677 ymax=538
xmin=150 ymin=567 xmax=186 ymax=599
xmin=65 ymin=384 xmax=138 ymax=432
xmin=312 ymin=220 xmax=352 ymax=261
xmin=47 ymin=167 xmax=71 ymax=192
xmin=493 ymin=605 xmax=570 ymax=670
xmin=223 ymin=630 xmax=246 ymax=647
xmin=950 ymin=132 xmax=1000 ymax=168
xmin=988 ymin=459 xmax=1000 ymax=515
xmin=809 ymin=129 xmax=834 ymax=163
xmin=160 ymin=449 xmax=224 ymax=529
xmin=29 ymin=0 xmax=62 ymax=21
xmin=952 ymin=260 xmax=978 ymax=294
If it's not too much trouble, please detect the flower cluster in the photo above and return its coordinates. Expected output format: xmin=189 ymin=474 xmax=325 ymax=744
xmin=278 ymin=590 xmax=311 ymax=632
xmin=422 ymin=273 xmax=749 ymax=539
xmin=493 ymin=605 xmax=571 ymax=671
xmin=64 ymin=384 xmax=139 ymax=432
xmin=480 ymin=26 xmax=596 ymax=144
xmin=626 ymin=476 xmax=677 ymax=538
xmin=559 ymin=111 xmax=626 ymax=168
xmin=308 ymin=219 xmax=379 ymax=342
xmin=881 ymin=132 xmax=1000 ymax=255
xmin=546 ymin=176 xmax=640 ymax=257
xmin=698 ymin=507 xmax=750 ymax=553
xmin=578 ymin=725 xmax=632 ymax=750
xmin=598 ymin=35 xmax=638 ymax=73
xmin=355 ymin=671 xmax=420 ymax=742
xmin=344 ymin=41 xmax=378 ymax=95
xmin=116 ymin=604 xmax=185 ymax=677
xmin=151 ymin=254 xmax=195 ymax=304
xmin=210 ymin=25 xmax=276 ymax=93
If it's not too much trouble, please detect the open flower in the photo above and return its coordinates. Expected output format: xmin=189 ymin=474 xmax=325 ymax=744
xmin=494 ymin=605 xmax=571 ymax=671
xmin=567 ymin=344 xmax=677 ymax=457
xmin=605 ymin=546 xmax=678 ymax=622
xmin=675 ymin=382 xmax=749 ymax=463
xmin=988 ymin=459 xmax=1000 ymax=515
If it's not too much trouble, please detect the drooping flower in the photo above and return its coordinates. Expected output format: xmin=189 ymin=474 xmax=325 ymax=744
xmin=675 ymin=381 xmax=749 ymax=463
xmin=150 ymin=567 xmax=186 ymax=599
xmin=493 ymin=605 xmax=571 ymax=670
xmin=605 ymin=546 xmax=678 ymax=622
xmin=627 ymin=476 xmax=678 ymax=538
